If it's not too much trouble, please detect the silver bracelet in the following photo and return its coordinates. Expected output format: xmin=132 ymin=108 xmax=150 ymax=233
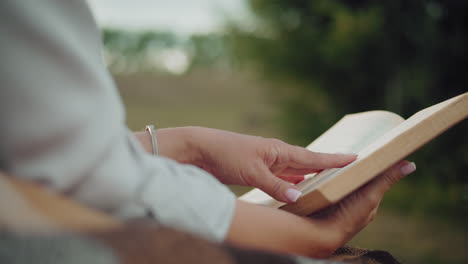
xmin=145 ymin=125 xmax=158 ymax=156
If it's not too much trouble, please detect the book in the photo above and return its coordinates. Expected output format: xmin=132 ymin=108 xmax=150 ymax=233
xmin=239 ymin=92 xmax=468 ymax=216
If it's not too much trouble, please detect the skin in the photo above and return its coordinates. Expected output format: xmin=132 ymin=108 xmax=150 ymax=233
xmin=134 ymin=126 xmax=415 ymax=257
xmin=136 ymin=127 xmax=357 ymax=202
xmin=226 ymin=161 xmax=412 ymax=257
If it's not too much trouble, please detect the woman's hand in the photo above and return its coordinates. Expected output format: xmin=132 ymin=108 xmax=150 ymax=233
xmin=309 ymin=160 xmax=417 ymax=248
xmin=136 ymin=127 xmax=356 ymax=203
xmin=226 ymin=160 xmax=416 ymax=258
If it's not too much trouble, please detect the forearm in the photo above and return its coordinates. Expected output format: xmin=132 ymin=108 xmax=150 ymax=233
xmin=134 ymin=127 xmax=201 ymax=164
xmin=226 ymin=201 xmax=340 ymax=258
xmin=134 ymin=131 xmax=153 ymax=154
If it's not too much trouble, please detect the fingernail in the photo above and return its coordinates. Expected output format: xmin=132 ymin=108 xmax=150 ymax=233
xmin=400 ymin=162 xmax=416 ymax=176
xmin=285 ymin=188 xmax=302 ymax=202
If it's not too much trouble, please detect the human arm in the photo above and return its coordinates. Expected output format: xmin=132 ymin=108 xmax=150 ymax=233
xmin=134 ymin=127 xmax=357 ymax=203
xmin=1 ymin=0 xmax=414 ymax=254
xmin=135 ymin=125 xmax=415 ymax=257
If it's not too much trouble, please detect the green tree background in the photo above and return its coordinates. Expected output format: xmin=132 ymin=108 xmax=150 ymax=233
xmin=227 ymin=0 xmax=467 ymax=218
xmin=99 ymin=1 xmax=467 ymax=261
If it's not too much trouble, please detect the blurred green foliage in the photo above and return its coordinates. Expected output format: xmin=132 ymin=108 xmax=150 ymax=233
xmin=227 ymin=0 xmax=467 ymax=217
xmin=102 ymin=29 xmax=229 ymax=73
xmin=100 ymin=3 xmax=466 ymax=260
xmin=103 ymin=29 xmax=178 ymax=72
xmin=100 ymin=0 xmax=467 ymax=219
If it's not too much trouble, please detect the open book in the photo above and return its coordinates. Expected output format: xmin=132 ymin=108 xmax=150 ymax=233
xmin=240 ymin=92 xmax=468 ymax=216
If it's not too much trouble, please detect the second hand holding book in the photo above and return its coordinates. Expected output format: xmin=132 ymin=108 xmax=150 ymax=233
xmin=240 ymin=93 xmax=468 ymax=216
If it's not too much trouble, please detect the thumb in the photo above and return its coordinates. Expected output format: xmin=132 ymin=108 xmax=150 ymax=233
xmin=255 ymin=166 xmax=302 ymax=203
xmin=366 ymin=160 xmax=416 ymax=195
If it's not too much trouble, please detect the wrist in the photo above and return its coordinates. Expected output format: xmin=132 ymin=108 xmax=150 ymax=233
xmin=134 ymin=131 xmax=154 ymax=154
xmin=301 ymin=214 xmax=350 ymax=258
xmin=309 ymin=219 xmax=345 ymax=258
xmin=154 ymin=127 xmax=203 ymax=165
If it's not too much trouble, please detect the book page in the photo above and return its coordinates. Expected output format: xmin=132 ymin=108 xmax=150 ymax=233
xmin=301 ymin=94 xmax=467 ymax=195
xmin=358 ymin=98 xmax=455 ymax=158
xmin=305 ymin=111 xmax=405 ymax=153
xmin=239 ymin=111 xmax=404 ymax=206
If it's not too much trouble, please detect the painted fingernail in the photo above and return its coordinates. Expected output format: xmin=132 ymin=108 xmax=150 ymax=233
xmin=285 ymin=188 xmax=302 ymax=202
xmin=400 ymin=162 xmax=416 ymax=176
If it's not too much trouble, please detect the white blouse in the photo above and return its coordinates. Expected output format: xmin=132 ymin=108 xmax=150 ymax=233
xmin=0 ymin=0 xmax=235 ymax=241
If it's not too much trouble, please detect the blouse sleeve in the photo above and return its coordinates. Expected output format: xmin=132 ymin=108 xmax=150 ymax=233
xmin=0 ymin=0 xmax=235 ymax=241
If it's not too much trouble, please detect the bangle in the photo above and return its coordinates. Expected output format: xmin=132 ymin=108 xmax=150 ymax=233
xmin=145 ymin=125 xmax=158 ymax=156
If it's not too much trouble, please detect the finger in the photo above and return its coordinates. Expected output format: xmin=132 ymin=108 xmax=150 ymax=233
xmin=365 ymin=160 xmax=416 ymax=195
xmin=351 ymin=161 xmax=415 ymax=212
xmin=253 ymin=165 xmax=303 ymax=203
xmin=278 ymin=175 xmax=305 ymax=184
xmin=312 ymin=161 xmax=416 ymax=243
xmin=277 ymin=167 xmax=322 ymax=176
xmin=328 ymin=161 xmax=414 ymax=219
xmin=284 ymin=145 xmax=357 ymax=169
